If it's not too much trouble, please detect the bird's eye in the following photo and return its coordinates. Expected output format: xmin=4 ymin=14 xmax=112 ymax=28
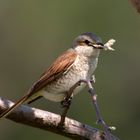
xmin=84 ymin=40 xmax=90 ymax=45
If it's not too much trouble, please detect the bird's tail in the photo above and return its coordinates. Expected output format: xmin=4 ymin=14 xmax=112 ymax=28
xmin=0 ymin=94 xmax=29 ymax=119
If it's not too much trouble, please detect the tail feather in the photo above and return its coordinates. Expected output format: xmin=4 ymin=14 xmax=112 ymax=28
xmin=0 ymin=95 xmax=29 ymax=119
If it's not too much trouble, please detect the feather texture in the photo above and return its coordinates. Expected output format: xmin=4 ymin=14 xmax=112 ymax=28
xmin=28 ymin=49 xmax=77 ymax=96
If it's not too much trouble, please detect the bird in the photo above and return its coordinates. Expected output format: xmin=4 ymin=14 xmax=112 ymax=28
xmin=0 ymin=32 xmax=105 ymax=119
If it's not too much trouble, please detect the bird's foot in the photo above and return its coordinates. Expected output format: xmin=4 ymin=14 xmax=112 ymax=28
xmin=61 ymin=97 xmax=72 ymax=108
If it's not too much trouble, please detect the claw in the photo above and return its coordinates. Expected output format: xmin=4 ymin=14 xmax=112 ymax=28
xmin=61 ymin=97 xmax=72 ymax=108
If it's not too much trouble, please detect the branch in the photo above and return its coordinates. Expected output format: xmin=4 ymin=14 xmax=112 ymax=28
xmin=0 ymin=97 xmax=118 ymax=140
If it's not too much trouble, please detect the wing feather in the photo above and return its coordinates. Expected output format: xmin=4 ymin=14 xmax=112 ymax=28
xmin=0 ymin=49 xmax=77 ymax=119
xmin=28 ymin=49 xmax=77 ymax=96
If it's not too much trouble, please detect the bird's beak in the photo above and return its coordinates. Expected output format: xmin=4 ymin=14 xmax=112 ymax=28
xmin=92 ymin=42 xmax=104 ymax=49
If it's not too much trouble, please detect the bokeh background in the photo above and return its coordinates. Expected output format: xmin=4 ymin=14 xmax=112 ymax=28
xmin=0 ymin=0 xmax=140 ymax=140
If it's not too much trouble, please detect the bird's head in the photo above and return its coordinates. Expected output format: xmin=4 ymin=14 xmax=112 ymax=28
xmin=73 ymin=32 xmax=104 ymax=57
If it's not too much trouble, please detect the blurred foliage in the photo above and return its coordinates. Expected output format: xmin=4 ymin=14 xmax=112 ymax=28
xmin=0 ymin=0 xmax=140 ymax=140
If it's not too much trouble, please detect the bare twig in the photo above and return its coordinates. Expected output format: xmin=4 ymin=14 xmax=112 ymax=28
xmin=86 ymin=81 xmax=113 ymax=140
xmin=0 ymin=97 xmax=119 ymax=140
xmin=70 ymin=80 xmax=114 ymax=140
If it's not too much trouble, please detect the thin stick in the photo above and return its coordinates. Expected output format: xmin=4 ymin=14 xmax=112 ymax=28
xmin=86 ymin=80 xmax=113 ymax=140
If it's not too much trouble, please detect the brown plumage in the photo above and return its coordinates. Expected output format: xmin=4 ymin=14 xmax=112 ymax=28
xmin=29 ymin=49 xmax=77 ymax=95
xmin=0 ymin=49 xmax=77 ymax=118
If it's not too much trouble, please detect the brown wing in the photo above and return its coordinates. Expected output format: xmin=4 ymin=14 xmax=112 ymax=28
xmin=0 ymin=49 xmax=77 ymax=119
xmin=28 ymin=49 xmax=77 ymax=96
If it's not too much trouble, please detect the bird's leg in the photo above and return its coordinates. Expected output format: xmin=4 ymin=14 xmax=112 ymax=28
xmin=58 ymin=79 xmax=113 ymax=139
xmin=58 ymin=100 xmax=71 ymax=128
xmin=85 ymin=80 xmax=113 ymax=140
xmin=58 ymin=81 xmax=82 ymax=128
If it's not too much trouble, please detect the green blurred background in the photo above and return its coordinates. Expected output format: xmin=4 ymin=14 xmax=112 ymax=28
xmin=0 ymin=0 xmax=140 ymax=140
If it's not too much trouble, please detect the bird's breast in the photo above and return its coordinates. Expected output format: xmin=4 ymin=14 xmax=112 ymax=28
xmin=42 ymin=55 xmax=98 ymax=102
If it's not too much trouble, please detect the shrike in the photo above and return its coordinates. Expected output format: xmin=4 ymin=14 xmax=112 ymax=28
xmin=0 ymin=32 xmax=115 ymax=119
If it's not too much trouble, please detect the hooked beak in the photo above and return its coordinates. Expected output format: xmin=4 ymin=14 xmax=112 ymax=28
xmin=92 ymin=42 xmax=104 ymax=49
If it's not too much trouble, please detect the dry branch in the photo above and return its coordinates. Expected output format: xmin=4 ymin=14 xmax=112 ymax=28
xmin=0 ymin=97 xmax=118 ymax=140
